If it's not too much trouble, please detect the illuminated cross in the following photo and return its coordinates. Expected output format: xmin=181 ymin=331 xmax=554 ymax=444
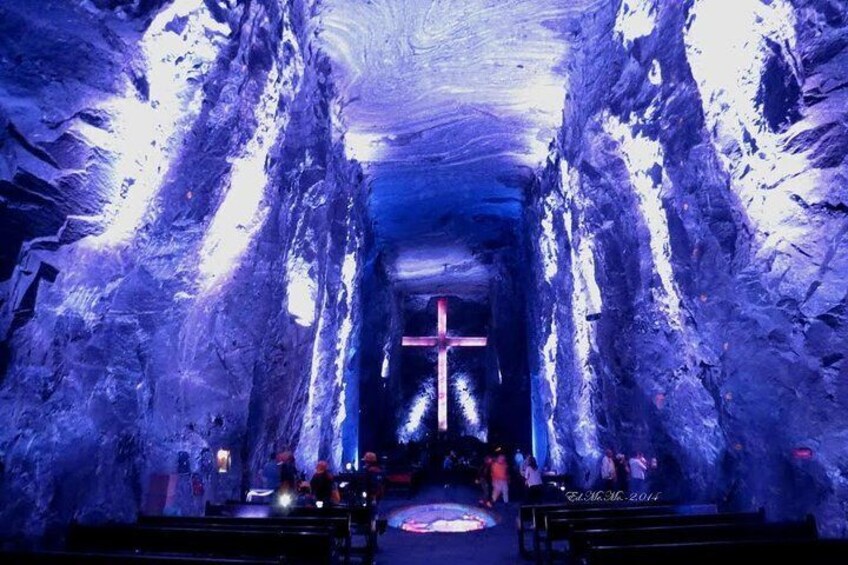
xmin=402 ymin=297 xmax=488 ymax=432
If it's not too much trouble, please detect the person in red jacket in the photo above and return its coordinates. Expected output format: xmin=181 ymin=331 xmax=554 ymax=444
xmin=490 ymin=454 xmax=510 ymax=504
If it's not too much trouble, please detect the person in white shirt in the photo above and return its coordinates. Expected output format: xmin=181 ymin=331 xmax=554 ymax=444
xmin=600 ymin=449 xmax=617 ymax=491
xmin=522 ymin=456 xmax=544 ymax=503
xmin=629 ymin=452 xmax=648 ymax=494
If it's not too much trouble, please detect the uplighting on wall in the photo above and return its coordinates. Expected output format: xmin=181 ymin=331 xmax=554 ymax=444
xmin=792 ymin=447 xmax=814 ymax=460
xmin=216 ymin=449 xmax=231 ymax=473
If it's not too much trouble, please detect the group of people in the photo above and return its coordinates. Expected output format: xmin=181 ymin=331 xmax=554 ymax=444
xmin=600 ymin=449 xmax=657 ymax=494
xmin=257 ymin=445 xmax=657 ymax=509
xmin=260 ymin=450 xmax=386 ymax=507
xmin=475 ymin=448 xmax=543 ymax=506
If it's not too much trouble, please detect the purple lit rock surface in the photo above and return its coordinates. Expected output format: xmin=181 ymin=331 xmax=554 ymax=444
xmin=0 ymin=0 xmax=847 ymax=546
xmin=524 ymin=0 xmax=848 ymax=536
xmin=0 ymin=0 xmax=365 ymax=539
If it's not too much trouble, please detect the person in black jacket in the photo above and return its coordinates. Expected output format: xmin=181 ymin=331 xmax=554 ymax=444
xmin=310 ymin=460 xmax=335 ymax=505
xmin=279 ymin=451 xmax=298 ymax=494
xmin=361 ymin=452 xmax=384 ymax=503
xmin=477 ymin=455 xmax=493 ymax=505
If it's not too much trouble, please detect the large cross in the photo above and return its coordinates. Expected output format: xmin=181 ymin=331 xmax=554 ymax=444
xmin=402 ymin=297 xmax=488 ymax=432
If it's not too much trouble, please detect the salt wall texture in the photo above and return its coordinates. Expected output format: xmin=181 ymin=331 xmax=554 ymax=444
xmin=1 ymin=0 xmax=848 ymax=543
xmin=0 ymin=0 xmax=368 ymax=540
xmin=527 ymin=0 xmax=848 ymax=535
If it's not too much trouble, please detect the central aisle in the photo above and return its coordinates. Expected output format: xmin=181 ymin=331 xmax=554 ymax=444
xmin=377 ymin=485 xmax=521 ymax=564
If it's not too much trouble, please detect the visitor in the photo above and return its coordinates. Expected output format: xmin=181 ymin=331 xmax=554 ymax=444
xmin=629 ymin=451 xmax=648 ymax=495
xmin=477 ymin=455 xmax=493 ymax=505
xmin=362 ymin=451 xmax=384 ymax=503
xmin=262 ymin=452 xmax=281 ymax=490
xmin=523 ymin=456 xmax=543 ymax=504
xmin=490 ymin=454 xmax=510 ymax=505
xmin=600 ymin=449 xmax=617 ymax=492
xmin=310 ymin=460 xmax=334 ymax=506
xmin=614 ymin=453 xmax=629 ymax=492
xmin=279 ymin=451 xmax=298 ymax=494
xmin=295 ymin=481 xmax=314 ymax=507
xmin=647 ymin=456 xmax=659 ymax=493
xmin=443 ymin=450 xmax=458 ymax=488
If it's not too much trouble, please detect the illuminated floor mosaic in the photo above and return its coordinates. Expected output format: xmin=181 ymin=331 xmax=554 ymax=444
xmin=387 ymin=503 xmax=498 ymax=533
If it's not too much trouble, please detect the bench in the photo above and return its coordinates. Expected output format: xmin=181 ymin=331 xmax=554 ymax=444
xmin=384 ymin=471 xmax=416 ymax=498
xmin=519 ymin=503 xmax=651 ymax=558
xmin=520 ymin=503 xmax=715 ymax=561
xmin=518 ymin=504 xmax=571 ymax=558
xmin=0 ymin=551 xmax=280 ymax=564
xmin=587 ymin=539 xmax=848 ymax=565
xmin=68 ymin=523 xmax=335 ymax=564
xmin=545 ymin=510 xmax=765 ymax=563
xmin=568 ymin=518 xmax=818 ymax=563
xmin=138 ymin=515 xmax=352 ymax=561
xmin=206 ymin=502 xmax=381 ymax=561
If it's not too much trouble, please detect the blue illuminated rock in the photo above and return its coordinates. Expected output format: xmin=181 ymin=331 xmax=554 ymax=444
xmin=526 ymin=0 xmax=848 ymax=535
xmin=0 ymin=0 xmax=847 ymax=544
xmin=0 ymin=0 xmax=365 ymax=538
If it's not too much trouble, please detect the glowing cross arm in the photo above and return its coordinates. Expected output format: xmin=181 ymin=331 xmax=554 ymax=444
xmin=446 ymin=337 xmax=487 ymax=347
xmin=402 ymin=337 xmax=439 ymax=347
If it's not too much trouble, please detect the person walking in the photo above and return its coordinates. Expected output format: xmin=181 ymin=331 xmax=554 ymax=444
xmin=514 ymin=448 xmax=525 ymax=470
xmin=523 ymin=456 xmax=543 ymax=504
xmin=600 ymin=449 xmax=617 ymax=492
xmin=490 ymin=454 xmax=510 ymax=505
xmin=629 ymin=451 xmax=648 ymax=495
xmin=477 ymin=455 xmax=493 ymax=505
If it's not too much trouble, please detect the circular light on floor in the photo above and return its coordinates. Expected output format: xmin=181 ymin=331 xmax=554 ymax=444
xmin=388 ymin=503 xmax=497 ymax=533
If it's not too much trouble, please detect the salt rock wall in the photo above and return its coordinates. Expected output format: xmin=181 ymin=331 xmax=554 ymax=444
xmin=0 ymin=0 xmax=367 ymax=541
xmin=529 ymin=0 xmax=848 ymax=534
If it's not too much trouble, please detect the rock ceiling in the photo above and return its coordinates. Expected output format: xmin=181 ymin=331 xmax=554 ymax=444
xmin=317 ymin=0 xmax=587 ymax=294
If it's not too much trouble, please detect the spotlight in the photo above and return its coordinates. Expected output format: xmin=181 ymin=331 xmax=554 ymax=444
xmin=345 ymin=462 xmax=353 ymax=471
xmin=361 ymin=491 xmax=368 ymax=498
xmin=279 ymin=493 xmax=293 ymax=508
xmin=316 ymin=501 xmax=324 ymax=509
xmin=339 ymin=482 xmax=349 ymax=489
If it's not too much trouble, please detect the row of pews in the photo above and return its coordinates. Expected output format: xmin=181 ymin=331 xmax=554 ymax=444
xmin=517 ymin=501 xmax=848 ymax=564
xmin=2 ymin=502 xmax=385 ymax=564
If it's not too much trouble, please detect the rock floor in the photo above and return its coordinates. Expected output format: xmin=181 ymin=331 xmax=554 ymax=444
xmin=377 ymin=485 xmax=522 ymax=564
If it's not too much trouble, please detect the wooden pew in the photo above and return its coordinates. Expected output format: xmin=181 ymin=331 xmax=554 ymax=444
xmin=67 ymin=523 xmax=335 ymax=564
xmin=544 ymin=509 xmax=764 ymax=563
xmin=521 ymin=504 xmax=641 ymax=559
xmin=522 ymin=503 xmax=715 ymax=561
xmin=207 ymin=502 xmax=380 ymax=560
xmin=0 ymin=551 xmax=280 ymax=564
xmin=587 ymin=539 xmax=848 ymax=565
xmin=272 ymin=505 xmax=380 ymax=560
xmin=568 ymin=517 xmax=818 ymax=563
xmin=518 ymin=504 xmax=573 ymax=558
xmin=138 ymin=515 xmax=352 ymax=562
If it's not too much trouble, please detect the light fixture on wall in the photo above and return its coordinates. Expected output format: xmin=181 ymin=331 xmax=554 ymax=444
xmin=216 ymin=449 xmax=231 ymax=473
xmin=792 ymin=447 xmax=813 ymax=460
